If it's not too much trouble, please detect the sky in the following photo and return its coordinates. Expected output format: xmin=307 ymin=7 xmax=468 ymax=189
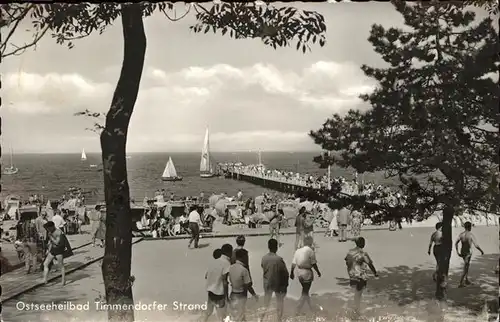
xmin=1 ymin=2 xmax=490 ymax=153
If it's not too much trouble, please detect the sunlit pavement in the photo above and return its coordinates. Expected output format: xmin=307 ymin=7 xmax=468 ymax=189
xmin=3 ymin=226 xmax=498 ymax=322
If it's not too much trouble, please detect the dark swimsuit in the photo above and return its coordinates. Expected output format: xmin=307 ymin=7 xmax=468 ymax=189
xmin=49 ymin=232 xmax=66 ymax=256
xmin=432 ymin=231 xmax=443 ymax=261
xmin=49 ymin=242 xmax=65 ymax=256
xmin=433 ymin=244 xmax=442 ymax=259
xmin=460 ymin=243 xmax=472 ymax=262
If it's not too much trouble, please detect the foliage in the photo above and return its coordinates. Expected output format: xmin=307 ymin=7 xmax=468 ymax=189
xmin=465 ymin=0 xmax=500 ymax=15
xmin=310 ymin=1 xmax=499 ymax=219
xmin=1 ymin=2 xmax=325 ymax=58
xmin=191 ymin=2 xmax=326 ymax=53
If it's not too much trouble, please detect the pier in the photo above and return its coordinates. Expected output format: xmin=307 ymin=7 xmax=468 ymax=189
xmin=220 ymin=163 xmax=345 ymax=201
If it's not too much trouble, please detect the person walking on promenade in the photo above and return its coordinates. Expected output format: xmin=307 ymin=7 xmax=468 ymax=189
xmin=303 ymin=209 xmax=317 ymax=249
xmin=232 ymin=235 xmax=251 ymax=276
xmin=188 ymin=205 xmax=203 ymax=249
xmin=350 ymin=207 xmax=363 ymax=239
xmin=326 ymin=207 xmax=339 ymax=237
xmin=34 ymin=212 xmax=48 ymax=254
xmin=345 ymin=237 xmax=378 ymax=318
xmin=204 ymin=243 xmax=233 ymax=322
xmin=337 ymin=205 xmax=351 ymax=242
xmin=428 ymin=222 xmax=443 ymax=281
xmin=89 ymin=205 xmax=102 ymax=247
xmin=42 ymin=221 xmax=69 ymax=286
xmin=95 ymin=207 xmax=106 ymax=248
xmin=259 ymin=239 xmax=289 ymax=322
xmin=290 ymin=236 xmax=322 ymax=316
xmin=295 ymin=207 xmax=306 ymax=249
xmin=229 ymin=248 xmax=258 ymax=322
xmin=269 ymin=206 xmax=283 ymax=245
xmin=455 ymin=221 xmax=484 ymax=287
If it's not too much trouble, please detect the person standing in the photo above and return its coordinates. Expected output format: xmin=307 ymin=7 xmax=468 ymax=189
xmin=237 ymin=190 xmax=243 ymax=203
xmin=95 ymin=207 xmax=106 ymax=248
xmin=89 ymin=205 xmax=102 ymax=247
xmin=188 ymin=206 xmax=203 ymax=249
xmin=229 ymin=248 xmax=258 ymax=322
xmin=294 ymin=207 xmax=306 ymax=250
xmin=51 ymin=209 xmax=66 ymax=231
xmin=327 ymin=207 xmax=339 ymax=237
xmin=259 ymin=239 xmax=289 ymax=322
xmin=455 ymin=221 xmax=484 ymax=287
xmin=337 ymin=205 xmax=350 ymax=242
xmin=204 ymin=244 xmax=232 ymax=322
xmin=34 ymin=212 xmax=48 ymax=253
xmin=345 ymin=237 xmax=378 ymax=317
xmin=43 ymin=221 xmax=67 ymax=286
xmin=427 ymin=222 xmax=443 ymax=281
xmin=268 ymin=206 xmax=282 ymax=245
xmin=232 ymin=235 xmax=250 ymax=276
xmin=290 ymin=236 xmax=321 ymax=316
xmin=350 ymin=207 xmax=363 ymax=239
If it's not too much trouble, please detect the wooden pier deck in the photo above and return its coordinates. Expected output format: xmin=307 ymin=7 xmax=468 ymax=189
xmin=221 ymin=165 xmax=337 ymax=199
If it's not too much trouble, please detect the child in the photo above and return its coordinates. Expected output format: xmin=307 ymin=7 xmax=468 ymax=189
xmin=23 ymin=240 xmax=38 ymax=274
xmin=14 ymin=240 xmax=25 ymax=261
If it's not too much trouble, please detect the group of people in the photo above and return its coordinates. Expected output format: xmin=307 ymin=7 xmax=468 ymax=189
xmin=229 ymin=164 xmax=360 ymax=193
xmin=16 ymin=213 xmax=73 ymax=285
xmin=202 ymin=234 xmax=379 ymax=322
xmin=428 ymin=220 xmax=487 ymax=288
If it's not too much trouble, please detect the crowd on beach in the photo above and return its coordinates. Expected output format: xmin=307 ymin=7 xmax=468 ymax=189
xmin=0 ymin=188 xmax=106 ymax=277
xmin=229 ymin=163 xmax=359 ymax=193
xmin=228 ymin=164 xmax=499 ymax=227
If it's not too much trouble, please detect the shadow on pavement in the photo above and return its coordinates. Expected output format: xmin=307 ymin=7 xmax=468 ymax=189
xmin=3 ymin=253 xmax=497 ymax=322
xmin=163 ymin=254 xmax=499 ymax=322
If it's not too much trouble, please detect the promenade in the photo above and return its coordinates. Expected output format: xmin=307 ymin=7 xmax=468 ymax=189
xmin=2 ymin=226 xmax=498 ymax=322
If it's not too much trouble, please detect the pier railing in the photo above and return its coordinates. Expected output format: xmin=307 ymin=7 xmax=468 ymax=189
xmin=221 ymin=164 xmax=358 ymax=196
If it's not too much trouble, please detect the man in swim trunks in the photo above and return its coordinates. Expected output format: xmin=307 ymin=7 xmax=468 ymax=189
xmin=43 ymin=221 xmax=66 ymax=286
xmin=455 ymin=221 xmax=484 ymax=287
xmin=428 ymin=222 xmax=443 ymax=281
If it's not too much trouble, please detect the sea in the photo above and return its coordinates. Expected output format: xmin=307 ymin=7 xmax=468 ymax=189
xmin=1 ymin=152 xmax=398 ymax=204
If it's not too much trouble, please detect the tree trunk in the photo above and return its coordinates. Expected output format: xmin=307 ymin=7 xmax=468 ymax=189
xmin=435 ymin=205 xmax=454 ymax=300
xmin=100 ymin=4 xmax=146 ymax=322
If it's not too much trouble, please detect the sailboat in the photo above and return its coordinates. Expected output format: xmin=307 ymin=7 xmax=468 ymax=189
xmin=81 ymin=148 xmax=87 ymax=161
xmin=3 ymin=148 xmax=19 ymax=175
xmin=200 ymin=127 xmax=215 ymax=178
xmin=161 ymin=157 xmax=182 ymax=181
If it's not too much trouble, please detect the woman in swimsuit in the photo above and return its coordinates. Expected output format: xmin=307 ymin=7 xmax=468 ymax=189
xmin=428 ymin=222 xmax=443 ymax=281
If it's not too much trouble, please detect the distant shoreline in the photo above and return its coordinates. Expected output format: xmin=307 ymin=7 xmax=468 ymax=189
xmin=12 ymin=151 xmax=324 ymax=155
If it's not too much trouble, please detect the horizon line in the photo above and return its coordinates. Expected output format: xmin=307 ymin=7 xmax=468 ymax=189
xmin=11 ymin=150 xmax=323 ymax=155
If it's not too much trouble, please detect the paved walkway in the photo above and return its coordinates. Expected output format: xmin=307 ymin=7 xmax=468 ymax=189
xmin=0 ymin=237 xmax=143 ymax=302
xmin=2 ymin=226 xmax=497 ymax=322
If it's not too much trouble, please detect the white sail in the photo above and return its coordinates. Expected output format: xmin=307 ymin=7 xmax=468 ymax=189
xmin=200 ymin=127 xmax=213 ymax=174
xmin=162 ymin=157 xmax=178 ymax=178
xmin=81 ymin=149 xmax=87 ymax=161
xmin=3 ymin=148 xmax=18 ymax=175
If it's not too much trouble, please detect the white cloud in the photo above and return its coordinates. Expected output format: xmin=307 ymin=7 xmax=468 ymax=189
xmin=3 ymin=61 xmax=374 ymax=152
